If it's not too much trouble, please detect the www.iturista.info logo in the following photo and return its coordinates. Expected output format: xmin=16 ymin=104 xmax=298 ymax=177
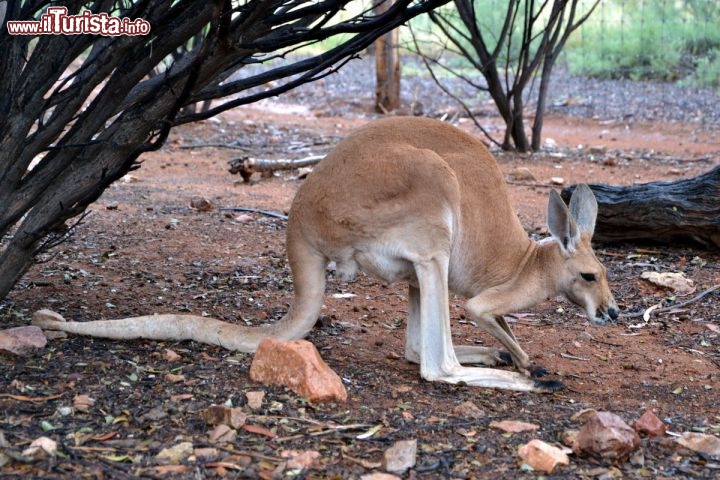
xmin=6 ymin=6 xmax=150 ymax=36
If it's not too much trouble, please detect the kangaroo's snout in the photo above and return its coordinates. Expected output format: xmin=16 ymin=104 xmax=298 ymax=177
xmin=592 ymin=304 xmax=619 ymax=325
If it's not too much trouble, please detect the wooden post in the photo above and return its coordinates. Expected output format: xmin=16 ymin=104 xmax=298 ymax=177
xmin=374 ymin=0 xmax=401 ymax=113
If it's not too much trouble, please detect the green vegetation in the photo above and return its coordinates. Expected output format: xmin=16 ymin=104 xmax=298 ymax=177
xmin=562 ymin=0 xmax=720 ymax=87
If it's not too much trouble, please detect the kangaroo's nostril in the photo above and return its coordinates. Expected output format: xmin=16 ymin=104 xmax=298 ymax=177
xmin=608 ymin=308 xmax=619 ymax=320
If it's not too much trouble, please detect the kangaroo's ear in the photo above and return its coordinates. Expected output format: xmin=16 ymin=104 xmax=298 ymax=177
xmin=568 ymin=184 xmax=598 ymax=236
xmin=547 ymin=189 xmax=580 ymax=254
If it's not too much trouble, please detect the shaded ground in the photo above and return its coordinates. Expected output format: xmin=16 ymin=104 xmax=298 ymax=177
xmin=1 ymin=58 xmax=719 ymax=478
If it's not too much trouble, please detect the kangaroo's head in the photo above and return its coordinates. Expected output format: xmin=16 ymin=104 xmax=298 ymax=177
xmin=547 ymin=184 xmax=619 ymax=325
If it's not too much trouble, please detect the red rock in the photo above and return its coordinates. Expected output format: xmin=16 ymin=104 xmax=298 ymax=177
xmin=0 ymin=326 xmax=47 ymax=356
xmin=518 ymin=439 xmax=569 ymax=473
xmin=675 ymin=432 xmax=720 ymax=457
xmin=249 ymin=338 xmax=347 ymax=402
xmin=634 ymin=410 xmax=666 ymax=438
xmin=572 ymin=411 xmax=640 ymax=460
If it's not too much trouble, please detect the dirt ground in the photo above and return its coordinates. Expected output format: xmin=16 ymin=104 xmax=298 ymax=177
xmin=1 ymin=85 xmax=719 ymax=478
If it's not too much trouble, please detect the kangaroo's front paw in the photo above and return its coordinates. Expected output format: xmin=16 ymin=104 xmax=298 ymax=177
xmin=529 ymin=364 xmax=550 ymax=378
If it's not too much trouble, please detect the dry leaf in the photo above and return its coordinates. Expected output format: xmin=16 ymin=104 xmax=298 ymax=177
xmin=280 ymin=449 xmax=320 ymax=469
xmin=242 ymin=423 xmax=276 ymax=438
xmin=208 ymin=424 xmax=237 ymax=444
xmin=163 ymin=349 xmax=181 ymax=361
xmin=22 ymin=436 xmax=57 ymax=458
xmin=156 ymin=442 xmax=193 ymax=464
xmin=164 ymin=373 xmax=185 ymax=383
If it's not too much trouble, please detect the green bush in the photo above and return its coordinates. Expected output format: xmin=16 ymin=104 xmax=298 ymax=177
xmin=562 ymin=0 xmax=720 ymax=87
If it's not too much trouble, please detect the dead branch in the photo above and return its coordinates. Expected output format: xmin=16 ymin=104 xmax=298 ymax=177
xmin=179 ymin=143 xmax=252 ymax=151
xmin=219 ymin=207 xmax=288 ymax=221
xmin=229 ymin=155 xmax=324 ymax=182
xmin=622 ymin=284 xmax=720 ymax=319
xmin=562 ymin=165 xmax=720 ymax=249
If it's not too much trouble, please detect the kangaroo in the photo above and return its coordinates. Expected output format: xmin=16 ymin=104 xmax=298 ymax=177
xmin=279 ymin=116 xmax=618 ymax=392
xmin=33 ymin=116 xmax=618 ymax=392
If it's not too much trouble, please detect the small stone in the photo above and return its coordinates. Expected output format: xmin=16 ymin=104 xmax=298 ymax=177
xmin=72 ymin=394 xmax=95 ymax=413
xmin=250 ymin=338 xmax=347 ymax=402
xmin=571 ymin=408 xmax=598 ymax=423
xmin=603 ymin=157 xmax=618 ymax=167
xmin=105 ymin=202 xmax=119 ymax=210
xmin=572 ymin=411 xmax=640 ymax=460
xmin=121 ymin=174 xmax=139 ymax=183
xmin=246 ymin=391 xmax=265 ymax=410
xmin=451 ymin=401 xmax=486 ymax=419
xmin=634 ymin=410 xmax=666 ymax=438
xmin=550 ymin=177 xmax=565 ymax=186
xmin=382 ymin=439 xmax=417 ymax=474
xmin=518 ymin=439 xmax=569 ymax=473
xmin=561 ymin=429 xmax=579 ymax=447
xmin=509 ymin=167 xmax=536 ymax=181
xmin=361 ymin=474 xmax=401 ymax=480
xmin=589 ymin=145 xmax=607 ymax=154
xmin=156 ymin=442 xmax=194 ymax=464
xmin=201 ymin=405 xmax=246 ymax=429
xmin=190 ymin=196 xmax=214 ymax=211
xmin=544 ymin=138 xmax=558 ymax=148
xmin=490 ymin=420 xmax=539 ymax=433
xmin=234 ymin=214 xmax=254 ymax=223
xmin=193 ymin=447 xmax=219 ymax=461
xmin=0 ymin=326 xmax=47 ymax=356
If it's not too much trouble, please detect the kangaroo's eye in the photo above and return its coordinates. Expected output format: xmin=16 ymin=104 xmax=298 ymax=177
xmin=581 ymin=273 xmax=597 ymax=282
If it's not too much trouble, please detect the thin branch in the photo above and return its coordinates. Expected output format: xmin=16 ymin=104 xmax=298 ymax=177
xmin=219 ymin=207 xmax=288 ymax=221
xmin=622 ymin=284 xmax=720 ymax=319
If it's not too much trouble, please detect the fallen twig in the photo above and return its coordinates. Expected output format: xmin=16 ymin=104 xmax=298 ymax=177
xmin=179 ymin=143 xmax=251 ymax=150
xmin=0 ymin=393 xmax=64 ymax=403
xmin=622 ymin=284 xmax=720 ymax=319
xmin=220 ymin=207 xmax=288 ymax=221
xmin=229 ymin=155 xmax=323 ymax=182
xmin=506 ymin=180 xmax=555 ymax=188
xmin=584 ymin=333 xmax=622 ymax=347
xmin=560 ymin=352 xmax=590 ymax=361
xmin=275 ymin=423 xmax=371 ymax=443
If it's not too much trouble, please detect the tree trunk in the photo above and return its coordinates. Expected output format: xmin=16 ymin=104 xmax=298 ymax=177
xmin=561 ymin=166 xmax=720 ymax=249
xmin=531 ymin=52 xmax=557 ymax=151
xmin=374 ymin=0 xmax=401 ymax=112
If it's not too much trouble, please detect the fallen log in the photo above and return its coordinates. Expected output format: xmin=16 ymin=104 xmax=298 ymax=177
xmin=229 ymin=155 xmax=323 ymax=182
xmin=561 ymin=165 xmax=720 ymax=249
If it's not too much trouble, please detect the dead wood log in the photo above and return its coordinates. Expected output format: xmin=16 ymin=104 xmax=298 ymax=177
xmin=229 ymin=155 xmax=324 ymax=182
xmin=561 ymin=165 xmax=720 ymax=249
